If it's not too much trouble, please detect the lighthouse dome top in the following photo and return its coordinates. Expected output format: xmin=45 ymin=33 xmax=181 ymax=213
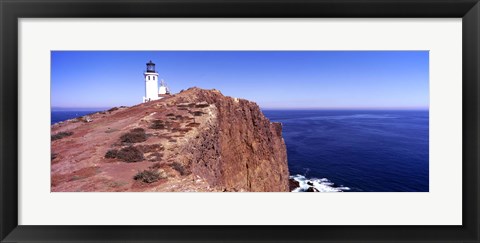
xmin=146 ymin=60 xmax=156 ymax=73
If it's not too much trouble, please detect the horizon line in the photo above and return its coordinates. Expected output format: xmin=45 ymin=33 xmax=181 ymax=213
xmin=261 ymin=107 xmax=429 ymax=110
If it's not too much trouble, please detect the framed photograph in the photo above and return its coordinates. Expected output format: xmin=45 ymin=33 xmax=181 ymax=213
xmin=1 ymin=0 xmax=479 ymax=242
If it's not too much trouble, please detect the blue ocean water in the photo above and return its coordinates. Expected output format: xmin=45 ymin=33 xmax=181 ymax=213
xmin=51 ymin=110 xmax=101 ymax=125
xmin=263 ymin=110 xmax=429 ymax=192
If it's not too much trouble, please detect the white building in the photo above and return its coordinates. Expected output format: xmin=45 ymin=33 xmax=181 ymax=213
xmin=143 ymin=60 xmax=170 ymax=103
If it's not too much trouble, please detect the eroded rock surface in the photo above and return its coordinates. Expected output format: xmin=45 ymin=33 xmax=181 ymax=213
xmin=51 ymin=87 xmax=289 ymax=192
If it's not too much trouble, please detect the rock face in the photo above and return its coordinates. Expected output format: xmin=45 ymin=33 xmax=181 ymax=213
xmin=51 ymin=87 xmax=289 ymax=192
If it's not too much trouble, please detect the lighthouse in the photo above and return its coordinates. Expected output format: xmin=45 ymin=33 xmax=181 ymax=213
xmin=143 ymin=60 xmax=170 ymax=103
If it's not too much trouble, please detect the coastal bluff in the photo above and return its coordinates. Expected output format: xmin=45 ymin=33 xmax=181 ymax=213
xmin=51 ymin=87 xmax=290 ymax=192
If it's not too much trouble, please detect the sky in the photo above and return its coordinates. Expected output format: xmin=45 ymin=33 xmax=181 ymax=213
xmin=51 ymin=51 xmax=429 ymax=110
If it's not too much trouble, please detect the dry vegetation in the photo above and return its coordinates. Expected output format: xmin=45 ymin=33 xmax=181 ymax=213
xmin=105 ymin=146 xmax=145 ymax=162
xmin=120 ymin=128 xmax=147 ymax=143
xmin=133 ymin=169 xmax=167 ymax=183
xmin=149 ymin=120 xmax=165 ymax=129
xmin=171 ymin=162 xmax=188 ymax=176
xmin=51 ymin=131 xmax=73 ymax=141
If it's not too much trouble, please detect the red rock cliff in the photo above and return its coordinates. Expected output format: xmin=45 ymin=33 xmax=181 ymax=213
xmin=51 ymin=87 xmax=289 ymax=192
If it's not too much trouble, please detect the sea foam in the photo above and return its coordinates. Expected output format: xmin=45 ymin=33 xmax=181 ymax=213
xmin=290 ymin=174 xmax=350 ymax=192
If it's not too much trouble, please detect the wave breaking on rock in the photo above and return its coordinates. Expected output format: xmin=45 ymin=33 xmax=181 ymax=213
xmin=290 ymin=174 xmax=350 ymax=192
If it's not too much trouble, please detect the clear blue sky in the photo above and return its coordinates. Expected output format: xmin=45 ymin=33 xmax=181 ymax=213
xmin=51 ymin=51 xmax=429 ymax=110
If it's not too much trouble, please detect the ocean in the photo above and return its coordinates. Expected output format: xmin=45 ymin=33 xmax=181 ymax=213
xmin=263 ymin=110 xmax=429 ymax=192
xmin=51 ymin=109 xmax=429 ymax=192
xmin=51 ymin=110 xmax=101 ymax=125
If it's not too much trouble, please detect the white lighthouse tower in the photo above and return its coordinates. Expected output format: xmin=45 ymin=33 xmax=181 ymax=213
xmin=143 ymin=60 xmax=159 ymax=103
xmin=143 ymin=60 xmax=170 ymax=103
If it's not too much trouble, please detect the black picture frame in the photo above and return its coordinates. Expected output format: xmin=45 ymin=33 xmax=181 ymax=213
xmin=1 ymin=0 xmax=479 ymax=242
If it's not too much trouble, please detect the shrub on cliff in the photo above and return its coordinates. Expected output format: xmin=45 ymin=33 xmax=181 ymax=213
xmin=51 ymin=131 xmax=73 ymax=141
xmin=104 ymin=149 xmax=118 ymax=159
xmin=104 ymin=147 xmax=144 ymax=162
xmin=133 ymin=169 xmax=166 ymax=183
xmin=150 ymin=120 xmax=165 ymax=129
xmin=133 ymin=169 xmax=160 ymax=183
xmin=120 ymin=128 xmax=147 ymax=143
xmin=132 ymin=127 xmax=145 ymax=133
xmin=116 ymin=146 xmax=144 ymax=162
xmin=171 ymin=162 xmax=188 ymax=176
xmin=108 ymin=107 xmax=119 ymax=112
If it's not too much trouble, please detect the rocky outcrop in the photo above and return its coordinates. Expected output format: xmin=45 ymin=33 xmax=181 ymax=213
xmin=51 ymin=87 xmax=289 ymax=192
xmin=289 ymin=178 xmax=300 ymax=191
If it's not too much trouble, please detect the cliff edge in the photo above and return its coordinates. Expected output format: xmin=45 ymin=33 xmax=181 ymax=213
xmin=51 ymin=87 xmax=289 ymax=192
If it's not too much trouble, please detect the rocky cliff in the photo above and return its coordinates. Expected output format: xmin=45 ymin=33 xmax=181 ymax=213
xmin=51 ymin=88 xmax=289 ymax=192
